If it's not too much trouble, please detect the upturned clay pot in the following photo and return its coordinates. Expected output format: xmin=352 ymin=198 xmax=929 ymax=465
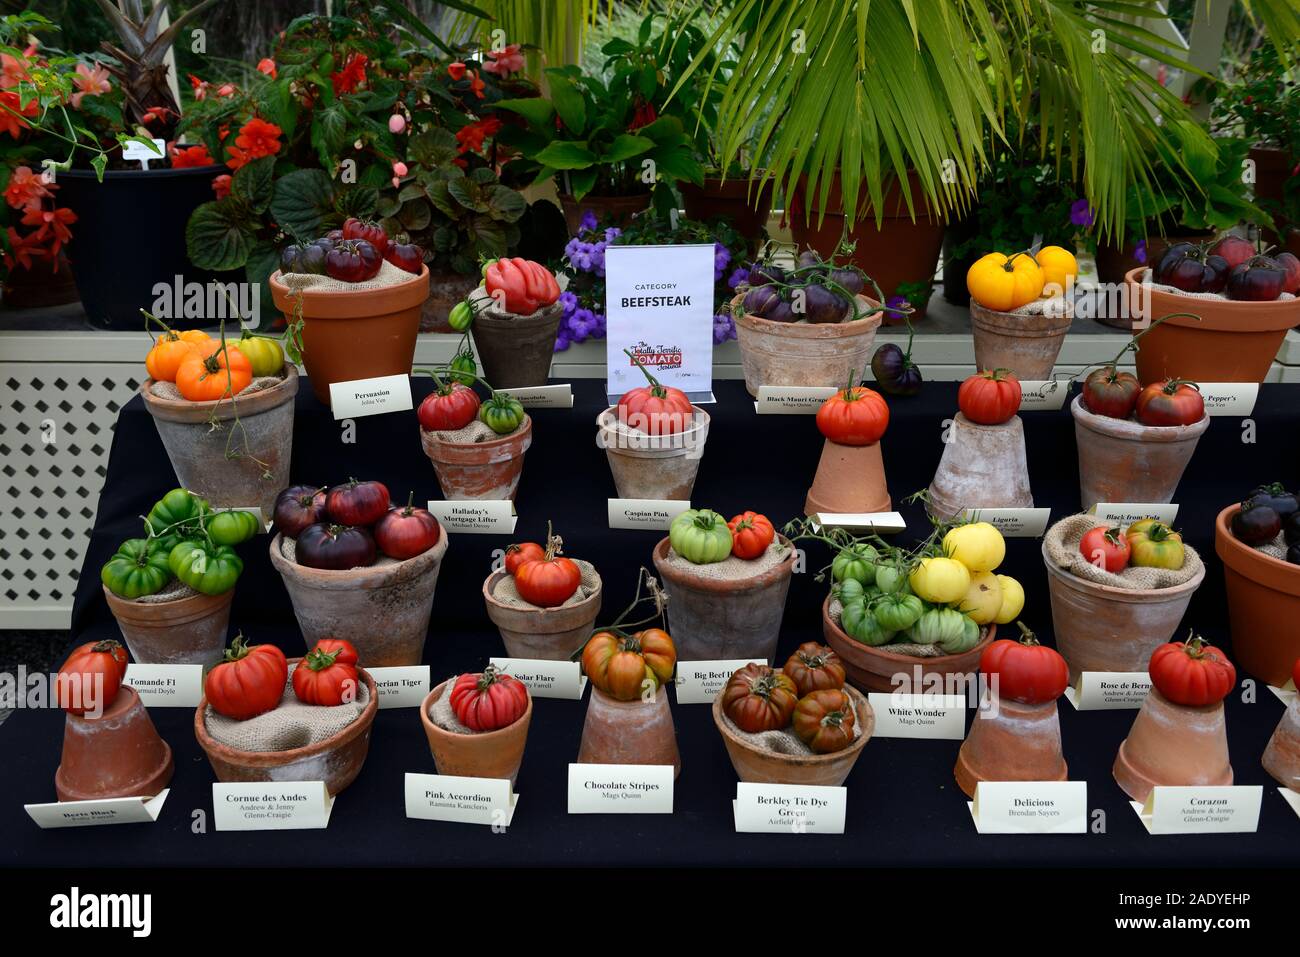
xmin=681 ymin=176 xmax=773 ymax=253
xmin=713 ymin=684 xmax=874 ymax=786
xmin=651 ymin=536 xmax=795 ymax=663
xmin=1125 ymin=267 xmax=1297 ymax=383
xmin=269 ymin=266 xmax=429 ymax=405
xmin=102 ymin=584 xmax=233 ymax=666
xmin=1263 ymin=698 xmax=1300 ymax=792
xmin=577 ymin=685 xmax=680 ymax=777
xmin=419 ymin=678 xmax=532 ymax=785
xmin=194 ymin=662 xmax=378 ymax=795
xmin=470 ymin=300 xmax=564 ymax=389
xmin=732 ymin=291 xmax=883 ymax=397
xmin=140 ymin=367 xmax=297 ymax=518
xmin=1070 ymin=395 xmax=1208 ymax=511
xmin=596 ymin=407 xmax=709 ymax=501
xmin=1042 ymin=538 xmax=1203 ymax=682
xmin=482 ymin=569 xmax=602 ymax=660
xmin=969 ymin=300 xmax=1072 ymax=381
xmin=269 ymin=532 xmax=449 ymax=667
xmin=558 ymin=192 xmax=650 ymax=234
xmin=56 ymin=685 xmax=174 ymax=802
xmin=804 ymin=439 xmax=891 ymax=517
xmin=420 ymin=271 xmax=479 ymax=333
xmin=954 ymin=696 xmax=1068 ymax=798
xmin=421 ymin=417 xmax=532 ymax=501
xmin=1216 ymin=504 xmax=1300 ymax=686
xmin=1112 ymin=686 xmax=1232 ymax=802
xmin=822 ymin=596 xmax=995 ymax=693
xmin=927 ymin=413 xmax=1033 ymax=521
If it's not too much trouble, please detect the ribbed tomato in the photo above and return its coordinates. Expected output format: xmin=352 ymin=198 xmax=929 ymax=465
xmin=291 ymin=644 xmax=360 ymax=706
xmin=175 ymin=341 xmax=253 ymax=401
xmin=582 ymin=629 xmax=676 ymax=701
xmin=325 ymin=479 xmax=390 ymax=526
xmin=1081 ymin=365 xmax=1141 ymax=419
xmin=979 ymin=625 xmax=1069 ymax=704
xmin=56 ymin=639 xmax=129 ymax=715
xmin=449 ymin=666 xmax=529 ymax=731
xmin=1135 ymin=380 xmax=1205 ymax=427
xmin=815 ymin=385 xmax=889 ymax=445
xmin=792 ymin=688 xmax=857 ymax=753
xmin=782 ymin=642 xmax=846 ymax=696
xmin=727 ymin=511 xmax=775 ymax=559
xmin=1149 ymin=635 xmax=1236 ymax=706
xmin=616 ymin=349 xmax=694 ymax=436
xmin=418 ymin=382 xmax=481 ymax=431
xmin=204 ymin=636 xmax=288 ymax=720
xmin=957 ymin=368 xmax=1021 ymax=425
xmin=721 ymin=664 xmax=799 ymax=732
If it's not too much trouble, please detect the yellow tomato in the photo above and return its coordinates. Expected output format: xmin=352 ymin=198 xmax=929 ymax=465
xmin=966 ymin=252 xmax=1043 ymax=312
xmin=1035 ymin=245 xmax=1078 ymax=297
xmin=993 ymin=575 xmax=1025 ymax=624
xmin=942 ymin=522 xmax=1006 ymax=573
xmin=960 ymin=571 xmax=1002 ymax=625
xmin=909 ymin=557 xmax=972 ymax=605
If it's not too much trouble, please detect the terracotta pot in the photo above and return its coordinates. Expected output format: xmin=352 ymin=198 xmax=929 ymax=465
xmin=969 ymin=300 xmax=1072 ymax=381
xmin=482 ymin=569 xmax=601 ymax=660
xmin=1263 ymin=698 xmax=1300 ymax=792
xmin=469 ymin=300 xmax=563 ymax=389
xmin=1215 ymin=504 xmax=1300 ymax=686
xmin=712 ymin=684 xmax=874 ymax=786
xmin=1250 ymin=146 xmax=1292 ymax=246
xmin=1125 ymin=266 xmax=1297 ymax=384
xmin=1 ymin=253 xmax=78 ymax=308
xmin=56 ymin=685 xmax=174 ymax=802
xmin=558 ymin=192 xmax=651 ymax=234
xmin=954 ymin=696 xmax=1068 ymax=798
xmin=804 ymin=439 xmax=890 ymax=517
xmin=269 ymin=266 xmax=429 ymax=405
xmin=140 ymin=367 xmax=298 ymax=518
xmin=194 ymin=661 xmax=379 ymax=795
xmin=577 ymin=685 xmax=680 ymax=777
xmin=420 ymin=271 xmax=479 ymax=333
xmin=102 ymin=584 xmax=233 ymax=666
xmin=420 ymin=416 xmax=532 ymax=501
xmin=1112 ymin=687 xmax=1232 ymax=802
xmin=269 ymin=532 xmax=449 ymax=667
xmin=681 ymin=176 xmax=774 ymax=252
xmin=652 ymin=535 xmax=796 ymax=663
xmin=419 ymin=678 xmax=532 ymax=785
xmin=822 ymin=596 xmax=995 ymax=692
xmin=596 ymin=407 xmax=709 ymax=501
xmin=1070 ymin=395 xmax=1208 ymax=511
xmin=927 ymin=413 xmax=1033 ymax=521
xmin=1042 ymin=538 xmax=1204 ymax=683
xmin=732 ymin=291 xmax=883 ymax=396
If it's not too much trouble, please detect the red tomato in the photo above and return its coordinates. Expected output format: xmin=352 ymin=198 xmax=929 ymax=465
xmin=792 ymin=688 xmax=857 ymax=753
xmin=616 ymin=349 xmax=694 ymax=436
xmin=292 ymin=644 xmax=360 ymax=706
xmin=1135 ymin=380 xmax=1205 ymax=427
xmin=815 ymin=386 xmax=889 ymax=445
xmin=504 ymin=541 xmax=544 ymax=576
xmin=782 ymin=642 xmax=846 ymax=697
xmin=374 ymin=494 xmax=442 ymax=560
xmin=722 ymin=664 xmax=799 ymax=732
xmin=1081 ymin=365 xmax=1141 ymax=419
xmin=310 ymin=638 xmax=358 ymax=667
xmin=582 ymin=629 xmax=676 ymax=701
xmin=484 ymin=257 xmax=560 ymax=314
xmin=957 ymin=368 xmax=1022 ymax=425
xmin=727 ymin=511 xmax=775 ymax=559
xmin=979 ymin=626 xmax=1069 ymax=704
xmin=341 ymin=217 xmax=389 ymax=255
xmin=204 ymin=636 xmax=288 ymax=720
xmin=514 ymin=529 xmax=582 ymax=608
xmin=56 ymin=639 xmax=129 ymax=715
xmin=325 ymin=479 xmax=390 ymax=526
xmin=1149 ymin=635 xmax=1236 ymax=706
xmin=418 ymin=383 xmax=480 ymax=431
xmin=449 ymin=666 xmax=529 ymax=731
xmin=1079 ymin=525 xmax=1130 ymax=573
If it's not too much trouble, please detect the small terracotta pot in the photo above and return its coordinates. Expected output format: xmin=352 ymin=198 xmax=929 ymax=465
xmin=652 ymin=535 xmax=796 ymax=663
xmin=469 ymin=300 xmax=564 ymax=389
xmin=1070 ymin=395 xmax=1208 ymax=511
xmin=56 ymin=685 xmax=174 ymax=802
xmin=140 ymin=367 xmax=298 ymax=518
xmin=1042 ymin=538 xmax=1203 ymax=683
xmin=482 ymin=569 xmax=601 ymax=660
xmin=1263 ymin=698 xmax=1300 ymax=792
xmin=577 ymin=685 xmax=680 ymax=778
xmin=194 ymin=662 xmax=378 ymax=796
xmin=804 ymin=438 xmax=891 ymax=517
xmin=822 ymin=596 xmax=996 ymax=693
xmin=596 ymin=407 xmax=709 ymax=501
xmin=269 ymin=266 xmax=429 ymax=406
xmin=558 ymin=192 xmax=650 ymax=234
xmin=1215 ymin=504 xmax=1300 ymax=686
xmin=1124 ymin=267 xmax=1297 ymax=384
xmin=269 ymin=532 xmax=449 ymax=667
xmin=927 ymin=413 xmax=1033 ymax=521
xmin=1112 ymin=687 xmax=1232 ymax=802
xmin=419 ymin=678 xmax=532 ymax=785
xmin=103 ymin=584 xmax=233 ymax=666
xmin=954 ymin=696 xmax=1068 ymax=798
xmin=712 ymin=684 xmax=873 ymax=786
xmin=421 ymin=416 xmax=532 ymax=501
xmin=681 ymin=176 xmax=774 ymax=253
xmin=420 ymin=271 xmax=480 ymax=333
xmin=732 ymin=292 xmax=883 ymax=397
xmin=969 ymin=300 xmax=1072 ymax=381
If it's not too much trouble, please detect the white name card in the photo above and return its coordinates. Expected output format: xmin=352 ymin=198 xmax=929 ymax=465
xmin=733 ymin=783 xmax=847 ymax=834
xmin=122 ymin=137 xmax=165 ymax=169
xmin=1199 ymin=383 xmax=1259 ymax=417
xmin=212 ymin=781 xmax=333 ymax=831
xmin=329 ymin=373 xmax=414 ymax=419
xmin=1091 ymin=503 xmax=1179 ymax=526
xmin=1132 ymin=786 xmax=1262 ymax=835
xmin=753 ymin=385 xmax=838 ymax=414
xmin=811 ymin=512 xmax=906 ymax=534
xmin=567 ymin=763 xmax=674 ymax=814
xmin=498 ymin=384 xmax=573 ymax=408
xmin=367 ymin=665 xmax=430 ymax=709
xmin=404 ymin=772 xmax=516 ymax=827
xmin=26 ymin=790 xmax=169 ymax=829
xmin=869 ymin=693 xmax=967 ymax=739
xmin=1063 ymin=672 xmax=1151 ymax=711
xmin=675 ymin=659 xmax=765 ymax=704
xmin=122 ymin=664 xmax=204 ymax=708
xmin=969 ymin=781 xmax=1087 ymax=834
xmin=489 ymin=657 xmax=586 ymax=699
xmin=1279 ymin=788 xmax=1300 ymax=820
xmin=1017 ymin=380 xmax=1071 ymax=411
xmin=426 ymin=500 xmax=517 ymax=535
xmin=608 ymin=498 xmax=691 ymax=530
xmin=1267 ymin=681 xmax=1297 ymax=705
xmin=957 ymin=508 xmax=1051 ymax=538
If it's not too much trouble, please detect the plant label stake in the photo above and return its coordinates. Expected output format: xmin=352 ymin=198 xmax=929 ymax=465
xmin=121 ymin=138 xmax=166 ymax=170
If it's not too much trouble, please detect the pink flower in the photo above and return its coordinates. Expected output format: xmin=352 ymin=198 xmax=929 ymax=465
xmin=482 ymin=44 xmax=525 ymax=77
xmin=70 ymin=62 xmax=111 ymax=109
xmin=189 ymin=74 xmax=210 ymax=101
xmin=211 ymin=174 xmax=232 ymax=200
xmin=1 ymin=52 xmax=30 ymax=90
xmin=257 ymin=58 xmax=277 ymax=79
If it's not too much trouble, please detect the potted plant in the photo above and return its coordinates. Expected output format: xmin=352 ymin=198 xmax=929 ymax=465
xmin=419 ymin=665 xmax=532 ymax=784
xmin=416 ymin=370 xmax=532 ymax=501
xmin=805 ymin=377 xmax=891 ymax=516
xmin=1264 ymin=659 xmax=1300 ymax=792
xmin=965 ymin=245 xmax=1079 ymax=380
xmin=460 ymin=256 xmax=564 ymax=388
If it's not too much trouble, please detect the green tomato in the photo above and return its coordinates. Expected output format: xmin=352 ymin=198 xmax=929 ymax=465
xmin=449 ymin=350 xmax=477 ymax=386
xmin=478 ymin=393 xmax=526 ymax=434
xmin=832 ymin=578 xmax=865 ymax=606
xmin=101 ymin=539 xmax=172 ymax=599
xmin=168 ymin=540 xmax=243 ymax=595
xmin=235 ymin=333 xmax=285 ymax=376
xmin=874 ymin=562 xmax=911 ymax=596
xmin=832 ymin=543 xmax=879 ymax=584
xmin=841 ymin=598 xmax=892 ymax=646
xmin=208 ymin=510 xmax=260 ymax=546
xmin=873 ymin=592 xmax=923 ymax=632
xmin=668 ymin=508 xmax=734 ymax=564
xmin=448 ymin=301 xmax=474 ymax=332
xmin=145 ymin=488 xmax=210 ymax=538
xmin=910 ymin=607 xmax=970 ymax=652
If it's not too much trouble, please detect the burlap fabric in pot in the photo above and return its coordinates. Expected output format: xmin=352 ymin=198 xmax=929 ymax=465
xmin=490 ymin=559 xmax=600 ymax=610
xmin=1044 ymin=514 xmax=1203 ymax=590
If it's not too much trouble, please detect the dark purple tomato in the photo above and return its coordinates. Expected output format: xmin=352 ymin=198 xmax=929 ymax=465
xmin=1232 ymin=503 xmax=1281 ymax=545
xmin=1285 ymin=512 xmax=1300 ymax=547
xmin=870 ymin=342 xmax=923 ymax=397
xmin=1199 ymin=255 xmax=1230 ymax=293
xmin=272 ymin=485 xmax=327 ymax=539
xmin=1227 ymin=261 xmax=1286 ymax=301
xmin=296 ymin=523 xmax=377 ymax=570
xmin=802 ymin=282 xmax=848 ymax=323
xmin=1248 ymin=483 xmax=1298 ymax=521
xmin=325 ymin=479 xmax=390 ymax=527
xmin=828 ymin=267 xmax=865 ymax=296
xmin=742 ymin=285 xmax=782 ymax=318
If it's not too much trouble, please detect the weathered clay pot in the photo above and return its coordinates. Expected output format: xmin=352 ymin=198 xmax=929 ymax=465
xmin=927 ymin=413 xmax=1033 ymax=521
xmin=482 ymin=569 xmax=601 ymax=660
xmin=681 ymin=176 xmax=774 ymax=252
xmin=954 ymin=696 xmax=1068 ymax=798
xmin=1042 ymin=538 xmax=1203 ymax=683
xmin=470 ymin=300 xmax=563 ymax=389
xmin=577 ymin=685 xmax=680 ymax=777
xmin=56 ymin=685 xmax=174 ymax=802
xmin=103 ymin=584 xmax=233 ymax=666
xmin=421 ymin=417 xmax=532 ymax=501
xmin=969 ymin=300 xmax=1072 ymax=381
xmin=1263 ymin=698 xmax=1300 ymax=792
xmin=1070 ymin=395 xmax=1208 ymax=511
xmin=596 ymin=407 xmax=709 ymax=501
xmin=194 ymin=662 xmax=378 ymax=796
xmin=269 ymin=532 xmax=449 ymax=667
xmin=420 ymin=271 xmax=480 ymax=333
xmin=652 ymin=535 xmax=795 ymax=663
xmin=732 ymin=292 xmax=883 ymax=397
xmin=1216 ymin=504 xmax=1300 ymax=686
xmin=804 ymin=438 xmax=891 ymax=517
xmin=140 ymin=367 xmax=297 ymax=518
xmin=1113 ymin=686 xmax=1232 ymax=802
xmin=712 ymin=684 xmax=874 ymax=786
xmin=558 ymin=192 xmax=650 ymax=234
xmin=419 ymin=678 xmax=532 ymax=785
xmin=269 ymin=266 xmax=429 ymax=405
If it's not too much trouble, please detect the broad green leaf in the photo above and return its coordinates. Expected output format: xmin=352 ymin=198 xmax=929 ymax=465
xmin=269 ymin=168 xmax=335 ymax=239
xmin=231 ymin=156 xmax=275 ymax=214
xmin=601 ymin=134 xmax=654 ymax=165
xmin=185 ymin=201 xmax=255 ymax=271
xmin=547 ymin=76 xmax=587 ymax=133
xmin=534 ymin=140 xmax=596 ymax=171
xmin=495 ymin=97 xmax=555 ymax=129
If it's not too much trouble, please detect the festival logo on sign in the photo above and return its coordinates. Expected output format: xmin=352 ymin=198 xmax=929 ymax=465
xmin=628 ymin=342 xmax=684 ymax=371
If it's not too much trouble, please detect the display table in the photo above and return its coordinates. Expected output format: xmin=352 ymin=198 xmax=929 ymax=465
xmin=3 ymin=377 xmax=1296 ymax=866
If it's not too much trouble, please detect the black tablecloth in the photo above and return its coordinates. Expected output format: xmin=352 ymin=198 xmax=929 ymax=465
xmin=4 ymin=377 xmax=1298 ymax=867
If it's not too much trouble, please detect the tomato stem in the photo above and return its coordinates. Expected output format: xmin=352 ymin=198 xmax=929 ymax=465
xmin=1015 ymin=620 xmax=1039 ymax=646
xmin=624 ymin=348 xmax=667 ymax=398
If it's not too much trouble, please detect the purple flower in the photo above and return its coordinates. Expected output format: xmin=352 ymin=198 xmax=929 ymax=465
xmin=571 ymin=242 xmax=595 ymax=272
xmin=569 ymin=307 xmax=597 ymax=342
xmin=885 ymin=295 xmax=910 ymax=318
xmin=604 ymin=227 xmax=621 ymax=242
xmin=1134 ymin=239 xmax=1148 ymax=265
xmin=579 ymin=210 xmax=598 ymax=232
xmin=713 ymin=243 xmax=732 ymax=282
xmin=559 ymin=290 xmax=579 ymax=315
xmin=712 ymin=311 xmax=737 ymax=344
xmin=591 ymin=312 xmax=607 ymax=338
xmin=554 ymin=329 xmax=571 ymax=352
xmin=564 ymin=236 xmax=582 ymax=262
xmin=1070 ymin=199 xmax=1095 ymax=228
xmin=727 ymin=266 xmax=750 ymax=290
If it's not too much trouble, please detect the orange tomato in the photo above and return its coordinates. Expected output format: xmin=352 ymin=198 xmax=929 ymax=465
xmin=175 ymin=342 xmax=253 ymax=401
xmin=145 ymin=333 xmax=203 ymax=382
